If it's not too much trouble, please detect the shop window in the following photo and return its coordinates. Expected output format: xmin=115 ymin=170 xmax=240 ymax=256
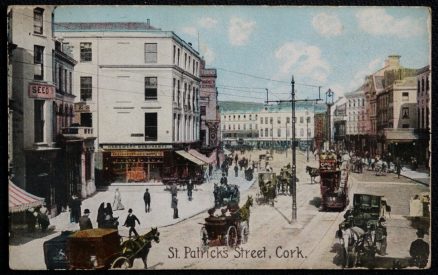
xmin=145 ymin=43 xmax=157 ymax=63
xmin=80 ymin=42 xmax=92 ymax=62
xmin=145 ymin=77 xmax=158 ymax=100
xmin=34 ymin=100 xmax=45 ymax=143
xmin=80 ymin=76 xmax=92 ymax=101
xmin=145 ymin=113 xmax=158 ymax=141
xmin=33 ymin=8 xmax=44 ymax=34
xmin=34 ymin=45 xmax=44 ymax=80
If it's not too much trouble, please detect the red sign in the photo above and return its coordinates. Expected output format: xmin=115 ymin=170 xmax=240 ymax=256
xmin=28 ymin=83 xmax=55 ymax=99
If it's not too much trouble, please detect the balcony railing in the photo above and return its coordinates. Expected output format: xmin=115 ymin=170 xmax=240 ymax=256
xmin=61 ymin=126 xmax=94 ymax=139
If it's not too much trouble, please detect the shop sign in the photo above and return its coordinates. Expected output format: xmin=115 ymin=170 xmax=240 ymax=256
xmin=110 ymin=150 xmax=164 ymax=157
xmin=74 ymin=102 xmax=90 ymax=112
xmin=28 ymin=83 xmax=55 ymax=99
xmin=102 ymin=144 xmax=173 ymax=150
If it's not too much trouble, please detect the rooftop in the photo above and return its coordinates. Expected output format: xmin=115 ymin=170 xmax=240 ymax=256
xmin=54 ymin=22 xmax=161 ymax=32
xmin=219 ymin=101 xmax=326 ymax=114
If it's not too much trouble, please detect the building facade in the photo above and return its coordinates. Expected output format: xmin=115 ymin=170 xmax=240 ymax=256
xmin=221 ymin=111 xmax=259 ymax=144
xmin=345 ymin=86 xmax=369 ymax=154
xmin=55 ymin=22 xmax=202 ymax=183
xmin=416 ymin=65 xmax=431 ymax=167
xmin=199 ymin=60 xmax=220 ymax=152
xmin=9 ymin=6 xmax=60 ymax=215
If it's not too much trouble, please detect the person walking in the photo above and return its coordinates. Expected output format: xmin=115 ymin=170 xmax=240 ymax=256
xmin=97 ymin=203 xmax=105 ymax=228
xmin=234 ymin=154 xmax=238 ymax=165
xmin=71 ymin=194 xmax=82 ymax=223
xmin=79 ymin=209 xmax=93 ymax=230
xmin=234 ymin=165 xmax=238 ymax=177
xmin=220 ymin=173 xmax=228 ymax=186
xmin=113 ymin=188 xmax=125 ymax=211
xmin=170 ymin=182 xmax=178 ymax=197
xmin=395 ymin=157 xmax=402 ymax=179
xmin=26 ymin=208 xmax=37 ymax=233
xmin=123 ymin=209 xmax=141 ymax=238
xmin=187 ymin=179 xmax=193 ymax=201
xmin=38 ymin=205 xmax=50 ymax=232
xmin=171 ymin=195 xmax=179 ymax=219
xmin=143 ymin=188 xmax=151 ymax=213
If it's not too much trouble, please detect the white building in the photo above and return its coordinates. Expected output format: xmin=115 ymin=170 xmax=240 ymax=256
xmin=55 ymin=21 xmax=202 ymax=183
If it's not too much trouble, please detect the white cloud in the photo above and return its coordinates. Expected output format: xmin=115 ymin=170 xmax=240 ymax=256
xmin=348 ymin=58 xmax=384 ymax=91
xmin=181 ymin=26 xmax=197 ymax=37
xmin=274 ymin=42 xmax=330 ymax=83
xmin=329 ymin=84 xmax=347 ymax=98
xmin=312 ymin=13 xmax=343 ymax=37
xmin=356 ymin=7 xmax=424 ymax=38
xmin=228 ymin=17 xmax=256 ymax=46
xmin=199 ymin=17 xmax=218 ymax=29
xmin=200 ymin=43 xmax=215 ymax=64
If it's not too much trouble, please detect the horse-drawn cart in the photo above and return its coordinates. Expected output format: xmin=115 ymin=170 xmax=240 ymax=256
xmin=256 ymin=172 xmax=277 ymax=205
xmin=200 ymin=196 xmax=253 ymax=249
xmin=336 ymin=194 xmax=390 ymax=268
xmin=44 ymin=228 xmax=160 ymax=270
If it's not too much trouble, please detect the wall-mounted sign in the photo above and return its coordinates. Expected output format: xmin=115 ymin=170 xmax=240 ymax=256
xmin=74 ymin=102 xmax=90 ymax=112
xmin=102 ymin=144 xmax=173 ymax=150
xmin=28 ymin=83 xmax=55 ymax=99
xmin=110 ymin=150 xmax=164 ymax=157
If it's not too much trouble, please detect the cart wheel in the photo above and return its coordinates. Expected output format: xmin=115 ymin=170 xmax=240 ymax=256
xmin=200 ymin=226 xmax=209 ymax=250
xmin=225 ymin=226 xmax=238 ymax=248
xmin=240 ymin=222 xmax=249 ymax=244
xmin=110 ymin=256 xmax=131 ymax=269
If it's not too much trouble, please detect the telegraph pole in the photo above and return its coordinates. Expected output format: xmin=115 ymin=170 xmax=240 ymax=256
xmin=266 ymin=76 xmax=321 ymax=223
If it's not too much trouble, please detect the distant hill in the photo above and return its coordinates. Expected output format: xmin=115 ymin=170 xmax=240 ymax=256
xmin=218 ymin=100 xmax=326 ymax=113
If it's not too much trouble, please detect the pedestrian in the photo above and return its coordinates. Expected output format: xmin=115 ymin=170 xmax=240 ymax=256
xmin=79 ymin=209 xmax=93 ymax=230
xmin=187 ymin=179 xmax=193 ymax=201
xmin=209 ymin=163 xmax=213 ymax=177
xmin=143 ymin=188 xmax=151 ymax=212
xmin=170 ymin=182 xmax=178 ymax=197
xmin=234 ymin=165 xmax=238 ymax=177
xmin=72 ymin=194 xmax=82 ymax=223
xmin=409 ymin=229 xmax=429 ymax=268
xmin=26 ymin=208 xmax=37 ymax=233
xmin=97 ymin=203 xmax=105 ymax=228
xmin=395 ymin=157 xmax=402 ymax=179
xmin=113 ymin=188 xmax=125 ymax=211
xmin=235 ymin=154 xmax=238 ymax=165
xmin=220 ymin=173 xmax=228 ymax=186
xmin=123 ymin=208 xmax=141 ymax=238
xmin=171 ymin=195 xmax=179 ymax=219
xmin=38 ymin=204 xmax=50 ymax=232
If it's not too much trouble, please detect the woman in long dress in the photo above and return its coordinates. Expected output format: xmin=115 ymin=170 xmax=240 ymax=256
xmin=113 ymin=188 xmax=125 ymax=210
xmin=97 ymin=203 xmax=105 ymax=228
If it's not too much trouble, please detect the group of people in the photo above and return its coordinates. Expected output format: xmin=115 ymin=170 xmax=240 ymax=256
xmin=26 ymin=203 xmax=50 ymax=233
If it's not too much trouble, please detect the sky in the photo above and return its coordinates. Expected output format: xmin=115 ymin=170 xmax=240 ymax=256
xmin=55 ymin=6 xmax=431 ymax=103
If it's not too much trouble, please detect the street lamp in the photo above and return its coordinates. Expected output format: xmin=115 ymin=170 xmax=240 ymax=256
xmin=325 ymin=89 xmax=335 ymax=150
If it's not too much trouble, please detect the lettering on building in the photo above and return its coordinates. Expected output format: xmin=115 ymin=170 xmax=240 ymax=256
xmin=28 ymin=83 xmax=55 ymax=99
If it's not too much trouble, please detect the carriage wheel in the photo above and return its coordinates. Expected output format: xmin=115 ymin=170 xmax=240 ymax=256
xmin=240 ymin=222 xmax=249 ymax=244
xmin=200 ymin=226 xmax=209 ymax=250
xmin=110 ymin=256 xmax=131 ymax=269
xmin=225 ymin=226 xmax=238 ymax=248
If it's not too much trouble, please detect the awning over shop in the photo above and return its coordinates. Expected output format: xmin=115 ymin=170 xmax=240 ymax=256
xmin=188 ymin=149 xmax=215 ymax=164
xmin=176 ymin=150 xmax=206 ymax=166
xmin=9 ymin=180 xmax=44 ymax=213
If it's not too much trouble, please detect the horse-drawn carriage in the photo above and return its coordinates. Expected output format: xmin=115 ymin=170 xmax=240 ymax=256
xmin=200 ymin=196 xmax=253 ymax=248
xmin=43 ymin=228 xmax=160 ymax=270
xmin=256 ymin=172 xmax=277 ymax=205
xmin=319 ymin=152 xmax=349 ymax=211
xmin=336 ymin=194 xmax=391 ymax=268
xmin=214 ymin=183 xmax=240 ymax=208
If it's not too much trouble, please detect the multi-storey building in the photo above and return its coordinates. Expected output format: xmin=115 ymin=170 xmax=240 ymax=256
xmin=313 ymin=112 xmax=327 ymax=151
xmin=221 ymin=110 xmax=259 ymax=144
xmin=55 ymin=21 xmax=202 ymax=183
xmin=199 ymin=60 xmax=220 ymax=154
xmin=345 ymin=85 xmax=369 ymax=153
xmin=333 ymin=99 xmax=347 ymax=152
xmin=416 ymin=65 xmax=431 ymax=167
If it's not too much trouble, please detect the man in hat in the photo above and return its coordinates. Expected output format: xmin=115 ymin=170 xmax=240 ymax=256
xmin=171 ymin=195 xmax=179 ymax=219
xmin=409 ymin=229 xmax=429 ymax=268
xmin=143 ymin=188 xmax=151 ymax=213
xmin=79 ymin=209 xmax=93 ymax=230
xmin=124 ymin=209 xmax=141 ymax=238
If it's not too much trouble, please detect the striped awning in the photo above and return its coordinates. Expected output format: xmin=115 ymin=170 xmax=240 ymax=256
xmin=188 ymin=149 xmax=215 ymax=164
xmin=176 ymin=150 xmax=206 ymax=166
xmin=9 ymin=180 xmax=45 ymax=213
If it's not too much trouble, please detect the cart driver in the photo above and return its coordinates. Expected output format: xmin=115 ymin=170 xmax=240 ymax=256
xmin=79 ymin=209 xmax=93 ymax=230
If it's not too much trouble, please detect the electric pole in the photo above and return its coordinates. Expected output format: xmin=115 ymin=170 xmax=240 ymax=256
xmin=266 ymin=75 xmax=321 ymax=223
